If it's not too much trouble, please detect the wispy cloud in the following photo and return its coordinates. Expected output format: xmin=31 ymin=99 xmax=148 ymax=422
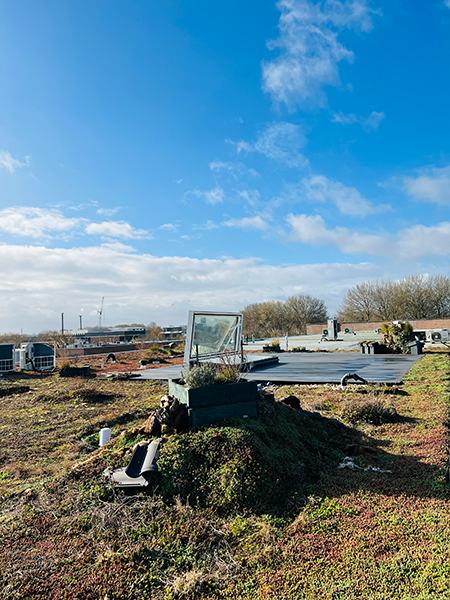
xmin=301 ymin=174 xmax=391 ymax=217
xmin=194 ymin=220 xmax=220 ymax=231
xmin=332 ymin=110 xmax=385 ymax=131
xmin=262 ymin=0 xmax=379 ymax=109
xmin=403 ymin=165 xmax=450 ymax=206
xmin=209 ymin=161 xmax=259 ymax=179
xmin=85 ymin=221 xmax=150 ymax=239
xmin=236 ymin=189 xmax=261 ymax=207
xmin=228 ymin=122 xmax=309 ymax=168
xmin=159 ymin=222 xmax=180 ymax=232
xmin=222 ymin=216 xmax=270 ymax=230
xmin=0 ymin=207 xmax=81 ymax=238
xmin=0 ymin=150 xmax=30 ymax=173
xmin=97 ymin=207 xmax=121 ymax=217
xmin=185 ymin=187 xmax=225 ymax=205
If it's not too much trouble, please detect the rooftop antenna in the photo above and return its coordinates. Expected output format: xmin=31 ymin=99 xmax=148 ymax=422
xmin=97 ymin=297 xmax=105 ymax=328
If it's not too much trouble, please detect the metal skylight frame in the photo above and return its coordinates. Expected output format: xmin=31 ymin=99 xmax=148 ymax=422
xmin=184 ymin=310 xmax=243 ymax=367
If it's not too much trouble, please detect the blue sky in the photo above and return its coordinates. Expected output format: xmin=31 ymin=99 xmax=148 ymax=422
xmin=1 ymin=0 xmax=450 ymax=332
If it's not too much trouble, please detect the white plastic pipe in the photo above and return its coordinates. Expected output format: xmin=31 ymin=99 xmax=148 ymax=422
xmin=99 ymin=427 xmax=111 ymax=447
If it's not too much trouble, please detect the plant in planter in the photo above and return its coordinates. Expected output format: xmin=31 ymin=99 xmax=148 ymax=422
xmin=169 ymin=360 xmax=258 ymax=427
xmin=183 ymin=362 xmax=217 ymax=388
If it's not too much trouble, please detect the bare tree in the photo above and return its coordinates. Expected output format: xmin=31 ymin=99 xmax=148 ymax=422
xmin=243 ymin=295 xmax=328 ymax=337
xmin=371 ymin=280 xmax=402 ymax=321
xmin=427 ymin=275 xmax=450 ymax=318
xmin=337 ymin=282 xmax=378 ymax=322
xmin=0 ymin=333 xmax=27 ymax=346
xmin=284 ymin=295 xmax=327 ymax=334
xmin=337 ymin=274 xmax=450 ymax=323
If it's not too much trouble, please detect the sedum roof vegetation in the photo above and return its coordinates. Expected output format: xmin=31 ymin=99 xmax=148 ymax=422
xmin=1 ymin=350 xmax=450 ymax=599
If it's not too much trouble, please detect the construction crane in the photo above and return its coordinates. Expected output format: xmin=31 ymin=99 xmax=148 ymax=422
xmin=97 ymin=297 xmax=105 ymax=328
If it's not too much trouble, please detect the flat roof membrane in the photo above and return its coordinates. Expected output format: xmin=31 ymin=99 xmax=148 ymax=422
xmin=134 ymin=353 xmax=422 ymax=385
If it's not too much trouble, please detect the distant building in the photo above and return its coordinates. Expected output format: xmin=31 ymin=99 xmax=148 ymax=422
xmin=71 ymin=327 xmax=147 ymax=344
xmin=161 ymin=326 xmax=187 ymax=339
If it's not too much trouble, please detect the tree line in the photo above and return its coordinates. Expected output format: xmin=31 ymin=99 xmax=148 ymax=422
xmin=1 ymin=274 xmax=449 ymax=343
xmin=242 ymin=274 xmax=450 ymax=336
xmin=242 ymin=295 xmax=327 ymax=337
xmin=337 ymin=275 xmax=450 ymax=323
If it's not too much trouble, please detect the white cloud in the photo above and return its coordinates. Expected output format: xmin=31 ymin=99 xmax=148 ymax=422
xmin=0 ymin=150 xmax=30 ymax=173
xmin=332 ymin=110 xmax=385 ymax=131
xmin=85 ymin=221 xmax=150 ymax=239
xmin=209 ymin=161 xmax=236 ymax=173
xmin=286 ymin=213 xmax=391 ymax=255
xmin=229 ymin=122 xmax=309 ymax=168
xmin=0 ymin=243 xmax=404 ymax=333
xmin=262 ymin=0 xmax=379 ymax=109
xmin=287 ymin=213 xmax=450 ymax=259
xmin=403 ymin=165 xmax=450 ymax=205
xmin=222 ymin=216 xmax=270 ymax=230
xmin=396 ymin=222 xmax=450 ymax=258
xmin=301 ymin=174 xmax=391 ymax=217
xmin=159 ymin=223 xmax=179 ymax=232
xmin=0 ymin=207 xmax=81 ymax=238
xmin=0 ymin=241 xmax=449 ymax=333
xmin=186 ymin=187 xmax=225 ymax=205
xmin=101 ymin=242 xmax=136 ymax=253
xmin=97 ymin=207 xmax=121 ymax=217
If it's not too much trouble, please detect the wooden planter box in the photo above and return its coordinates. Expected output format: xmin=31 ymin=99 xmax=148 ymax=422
xmin=169 ymin=380 xmax=258 ymax=427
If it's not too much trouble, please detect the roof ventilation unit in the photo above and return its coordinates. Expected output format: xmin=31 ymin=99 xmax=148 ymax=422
xmin=0 ymin=344 xmax=15 ymax=374
xmin=20 ymin=342 xmax=56 ymax=371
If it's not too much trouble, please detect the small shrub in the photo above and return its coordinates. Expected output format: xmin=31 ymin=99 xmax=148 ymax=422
xmin=341 ymin=397 xmax=397 ymax=425
xmin=184 ymin=363 xmax=217 ymax=388
xmin=146 ymin=346 xmax=169 ymax=356
xmin=381 ymin=321 xmax=415 ymax=354
xmin=183 ymin=352 xmax=243 ymax=387
xmin=215 ymin=351 xmax=243 ymax=384
xmin=215 ymin=368 xmax=240 ymax=385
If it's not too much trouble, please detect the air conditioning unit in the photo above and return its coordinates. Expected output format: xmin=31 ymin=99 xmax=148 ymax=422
xmin=344 ymin=327 xmax=353 ymax=334
xmin=20 ymin=342 xmax=56 ymax=371
xmin=322 ymin=329 xmax=329 ymax=336
xmin=0 ymin=344 xmax=15 ymax=374
xmin=426 ymin=330 xmax=450 ymax=343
